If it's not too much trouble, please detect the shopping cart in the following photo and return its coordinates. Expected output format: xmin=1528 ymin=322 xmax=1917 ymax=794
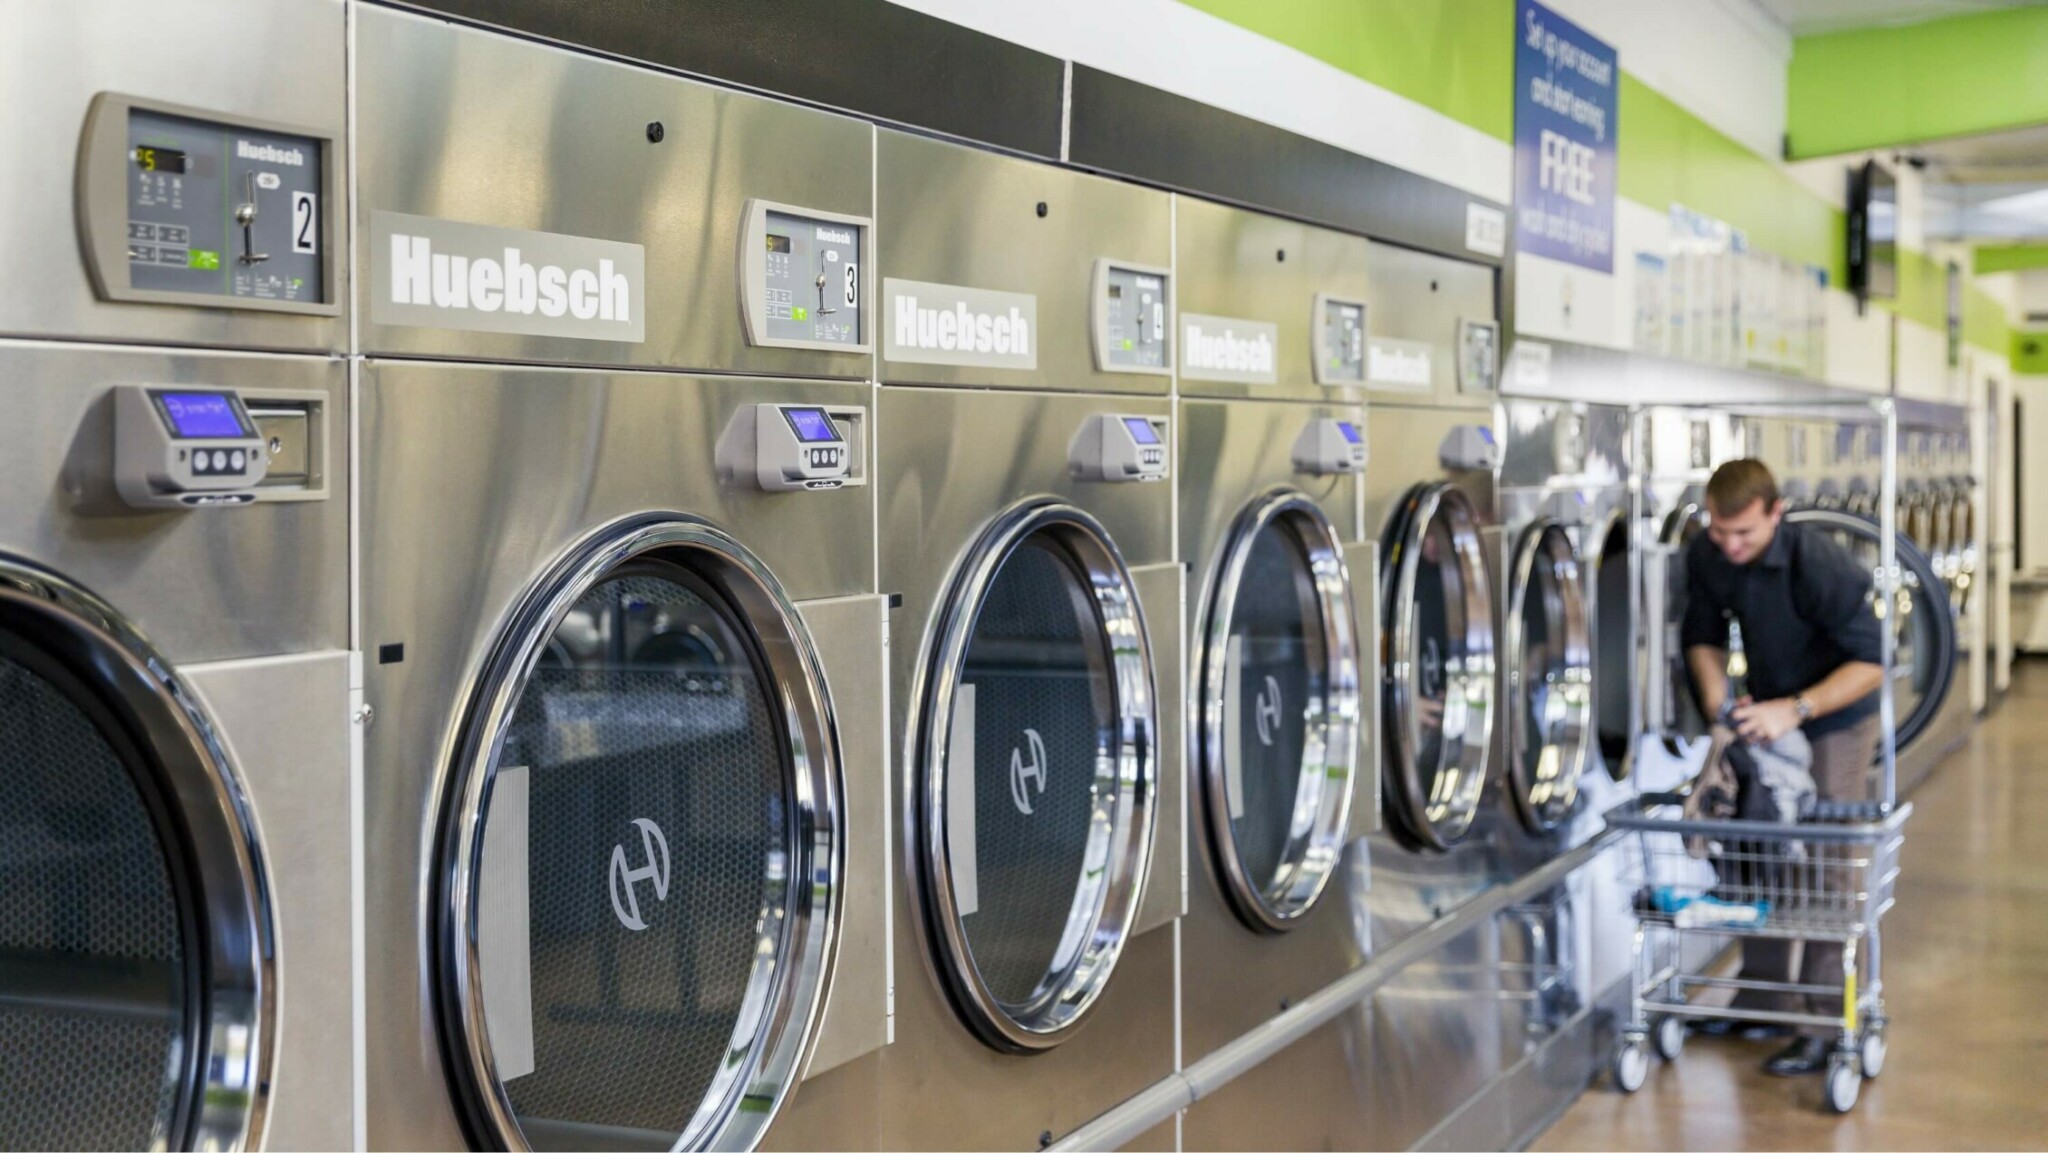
xmin=1604 ymin=792 xmax=1911 ymax=1113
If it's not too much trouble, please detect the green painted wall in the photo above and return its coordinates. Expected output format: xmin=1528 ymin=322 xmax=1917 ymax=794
xmin=2014 ymin=330 xmax=2048 ymax=376
xmin=1976 ymin=245 xmax=2048 ymax=276
xmin=1177 ymin=0 xmax=1516 ymax=141
xmin=1788 ymin=8 xmax=2048 ymax=159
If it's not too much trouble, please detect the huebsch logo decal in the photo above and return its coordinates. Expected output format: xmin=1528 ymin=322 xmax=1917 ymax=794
xmin=236 ymin=139 xmax=305 ymax=167
xmin=883 ymin=277 xmax=1037 ymax=370
xmin=1181 ymin=313 xmax=1278 ymax=384
xmin=371 ymin=211 xmax=646 ymax=342
xmin=608 ymin=817 xmax=671 ymax=932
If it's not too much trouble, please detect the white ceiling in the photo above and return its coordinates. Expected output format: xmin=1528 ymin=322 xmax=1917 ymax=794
xmin=1755 ymin=0 xmax=2047 ymax=35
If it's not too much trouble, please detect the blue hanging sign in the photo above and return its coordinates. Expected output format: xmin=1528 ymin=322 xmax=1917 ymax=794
xmin=1514 ymin=0 xmax=1619 ymax=275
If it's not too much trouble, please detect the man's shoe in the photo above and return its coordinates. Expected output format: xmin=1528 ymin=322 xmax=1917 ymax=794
xmin=1762 ymin=1036 xmax=1830 ymax=1076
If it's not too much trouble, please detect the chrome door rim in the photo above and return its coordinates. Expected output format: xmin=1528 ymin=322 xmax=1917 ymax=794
xmin=1503 ymin=519 xmax=1592 ymax=833
xmin=436 ymin=514 xmax=842 ymax=1152
xmin=910 ymin=498 xmax=1157 ymax=1052
xmin=0 ymin=555 xmax=274 ymax=1153
xmin=1380 ymin=483 xmax=1495 ymax=853
xmin=1194 ymin=490 xmax=1359 ymax=933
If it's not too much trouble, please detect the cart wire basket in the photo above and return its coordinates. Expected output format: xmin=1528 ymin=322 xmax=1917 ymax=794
xmin=1603 ymin=791 xmax=1911 ymax=1113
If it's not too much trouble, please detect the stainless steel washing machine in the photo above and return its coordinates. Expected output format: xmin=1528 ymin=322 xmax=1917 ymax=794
xmin=1169 ymin=198 xmax=1380 ymax=1151
xmin=0 ymin=2 xmax=355 ymax=1148
xmin=0 ymin=347 xmax=352 ymax=1152
xmin=355 ymin=11 xmax=889 ymax=1148
xmin=769 ymin=130 xmax=1180 ymax=1152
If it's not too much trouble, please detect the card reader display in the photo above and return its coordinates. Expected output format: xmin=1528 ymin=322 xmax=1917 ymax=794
xmin=755 ymin=403 xmax=855 ymax=490
xmin=1292 ymin=417 xmax=1367 ymax=475
xmin=1312 ymin=294 xmax=1368 ymax=386
xmin=1090 ymin=259 xmax=1172 ymax=374
xmin=121 ymin=107 xmax=325 ymax=305
xmin=115 ymin=385 xmax=270 ymax=507
xmin=1456 ymin=317 xmax=1500 ymax=394
xmin=1070 ymin=413 xmax=1168 ymax=482
xmin=740 ymin=200 xmax=870 ymax=352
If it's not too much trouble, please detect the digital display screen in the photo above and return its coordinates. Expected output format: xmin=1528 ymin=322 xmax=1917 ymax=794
xmin=1122 ymin=417 xmax=1161 ymax=446
xmin=783 ymin=407 xmax=840 ymax=444
xmin=1337 ymin=421 xmax=1362 ymax=445
xmin=133 ymin=145 xmax=188 ymax=175
xmin=765 ymin=233 xmax=792 ymax=254
xmin=156 ymin=391 xmax=249 ymax=439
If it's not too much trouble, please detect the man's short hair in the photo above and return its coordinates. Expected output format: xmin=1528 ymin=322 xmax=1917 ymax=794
xmin=1706 ymin=458 xmax=1780 ymax=515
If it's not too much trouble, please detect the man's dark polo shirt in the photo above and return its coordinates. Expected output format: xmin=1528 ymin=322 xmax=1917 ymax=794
xmin=1681 ymin=518 xmax=1883 ymax=736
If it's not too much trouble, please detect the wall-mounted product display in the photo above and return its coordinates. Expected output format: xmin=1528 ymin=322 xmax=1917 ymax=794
xmin=0 ymin=344 xmax=353 ymax=1152
xmin=1642 ymin=206 xmax=1827 ymax=378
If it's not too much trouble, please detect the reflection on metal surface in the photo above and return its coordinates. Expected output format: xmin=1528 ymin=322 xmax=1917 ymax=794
xmin=437 ymin=517 xmax=840 ymax=1152
xmin=0 ymin=555 xmax=273 ymax=1153
xmin=1504 ymin=520 xmax=1591 ymax=833
xmin=912 ymin=500 xmax=1157 ymax=1052
xmin=1380 ymin=483 xmax=1495 ymax=852
xmin=1196 ymin=491 xmax=1360 ymax=932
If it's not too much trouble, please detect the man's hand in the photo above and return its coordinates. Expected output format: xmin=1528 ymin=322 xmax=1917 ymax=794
xmin=1731 ymin=696 xmax=1800 ymax=744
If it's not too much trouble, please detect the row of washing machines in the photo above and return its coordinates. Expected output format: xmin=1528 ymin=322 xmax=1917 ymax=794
xmin=0 ymin=3 xmax=1971 ymax=1151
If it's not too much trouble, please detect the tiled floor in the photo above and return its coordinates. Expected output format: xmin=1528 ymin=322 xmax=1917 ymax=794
xmin=1533 ymin=661 xmax=2048 ymax=1151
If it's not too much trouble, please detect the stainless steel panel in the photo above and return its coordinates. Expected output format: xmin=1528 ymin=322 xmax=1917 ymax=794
xmin=355 ymin=7 xmax=873 ymax=378
xmin=1498 ymin=401 xmax=1628 ymax=493
xmin=1173 ymin=198 xmax=1371 ymax=403
xmin=0 ymin=341 xmax=347 ymax=661
xmin=875 ymin=132 xmax=1172 ymax=394
xmin=1364 ymin=404 xmax=1498 ymax=534
xmin=0 ymin=0 xmax=346 ymax=352
xmin=359 ymin=364 xmax=877 ymax=1149
xmin=1346 ymin=540 xmax=1384 ymax=838
xmin=1180 ymin=1008 xmax=1375 ymax=1151
xmin=1131 ymin=561 xmax=1186 ymax=937
xmin=1365 ymin=242 xmax=1498 ymax=409
xmin=798 ymin=594 xmax=894 ymax=1080
xmin=185 ymin=652 xmax=356 ymax=1153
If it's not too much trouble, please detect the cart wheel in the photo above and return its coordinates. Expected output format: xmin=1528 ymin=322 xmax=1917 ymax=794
xmin=1860 ymin=1024 xmax=1888 ymax=1079
xmin=1613 ymin=1038 xmax=1650 ymax=1094
xmin=1824 ymin=1054 xmax=1861 ymax=1113
xmin=1653 ymin=1015 xmax=1686 ymax=1061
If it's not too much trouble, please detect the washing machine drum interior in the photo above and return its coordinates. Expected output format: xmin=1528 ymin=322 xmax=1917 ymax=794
xmin=440 ymin=520 xmax=838 ymax=1152
xmin=1591 ymin=514 xmax=1633 ymax=774
xmin=916 ymin=501 xmax=1155 ymax=1052
xmin=1505 ymin=520 xmax=1592 ymax=832
xmin=1380 ymin=483 xmax=1495 ymax=853
xmin=1196 ymin=493 xmax=1359 ymax=932
xmin=1659 ymin=497 xmax=1712 ymax=748
xmin=0 ymin=564 xmax=267 ymax=1152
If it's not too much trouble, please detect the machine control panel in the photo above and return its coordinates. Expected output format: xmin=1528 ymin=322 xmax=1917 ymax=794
xmin=740 ymin=200 xmax=870 ymax=352
xmin=1292 ymin=417 xmax=1367 ymax=475
xmin=114 ymin=386 xmax=270 ymax=507
xmin=1070 ymin=414 xmax=1169 ymax=482
xmin=81 ymin=95 xmax=333 ymax=313
xmin=1312 ymin=294 xmax=1368 ymax=386
xmin=1438 ymin=423 xmax=1500 ymax=472
xmin=1834 ymin=424 xmax=1857 ymax=465
xmin=1687 ymin=420 xmax=1712 ymax=469
xmin=1456 ymin=317 xmax=1500 ymax=394
xmin=1090 ymin=259 xmax=1172 ymax=375
xmin=1789 ymin=426 xmax=1809 ymax=469
xmin=1553 ymin=411 xmax=1589 ymax=474
xmin=744 ymin=403 xmax=865 ymax=491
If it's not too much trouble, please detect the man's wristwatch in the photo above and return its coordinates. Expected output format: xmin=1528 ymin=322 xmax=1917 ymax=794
xmin=1792 ymin=694 xmax=1814 ymax=721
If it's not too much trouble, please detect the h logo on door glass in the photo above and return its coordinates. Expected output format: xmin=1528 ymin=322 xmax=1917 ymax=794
xmin=1010 ymin=728 xmax=1048 ymax=816
xmin=1254 ymin=675 xmax=1283 ymax=747
xmin=608 ymin=817 xmax=671 ymax=931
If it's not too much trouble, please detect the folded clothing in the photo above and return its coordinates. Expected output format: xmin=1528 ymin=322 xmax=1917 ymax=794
xmin=1647 ymin=885 xmax=1772 ymax=928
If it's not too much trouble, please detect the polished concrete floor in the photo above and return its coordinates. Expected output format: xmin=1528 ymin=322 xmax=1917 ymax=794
xmin=1534 ymin=660 xmax=2048 ymax=1151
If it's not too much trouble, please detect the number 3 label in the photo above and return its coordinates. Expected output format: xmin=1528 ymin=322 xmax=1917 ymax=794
xmin=843 ymin=262 xmax=859 ymax=309
xmin=291 ymin=192 xmax=318 ymax=255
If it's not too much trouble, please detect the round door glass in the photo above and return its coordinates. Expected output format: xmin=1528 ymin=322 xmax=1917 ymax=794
xmin=1382 ymin=484 xmax=1493 ymax=852
xmin=1661 ymin=501 xmax=1711 ymax=745
xmin=462 ymin=554 xmax=805 ymax=1151
xmin=1507 ymin=523 xmax=1590 ymax=833
xmin=1592 ymin=517 xmax=1633 ymax=768
xmin=920 ymin=504 xmax=1154 ymax=1051
xmin=0 ymin=650 xmax=186 ymax=1151
xmin=1199 ymin=497 xmax=1356 ymax=931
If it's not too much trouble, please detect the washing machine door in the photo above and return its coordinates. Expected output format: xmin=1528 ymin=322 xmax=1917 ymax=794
xmin=1504 ymin=519 xmax=1592 ymax=833
xmin=1379 ymin=483 xmax=1495 ymax=852
xmin=436 ymin=517 xmax=841 ymax=1152
xmin=913 ymin=500 xmax=1157 ymax=1052
xmin=1952 ymin=486 xmax=1978 ymax=615
xmin=1588 ymin=508 xmax=1634 ymax=778
xmin=0 ymin=557 xmax=270 ymax=1152
xmin=1785 ymin=509 xmax=1957 ymax=755
xmin=1657 ymin=494 xmax=1712 ymax=751
xmin=1194 ymin=491 xmax=1359 ymax=933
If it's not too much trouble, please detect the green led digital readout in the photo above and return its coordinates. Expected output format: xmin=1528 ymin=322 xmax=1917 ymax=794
xmin=189 ymin=249 xmax=221 ymax=270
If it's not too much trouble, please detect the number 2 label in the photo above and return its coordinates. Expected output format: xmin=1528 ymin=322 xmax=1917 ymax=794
xmin=291 ymin=192 xmax=318 ymax=255
xmin=843 ymin=262 xmax=859 ymax=309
